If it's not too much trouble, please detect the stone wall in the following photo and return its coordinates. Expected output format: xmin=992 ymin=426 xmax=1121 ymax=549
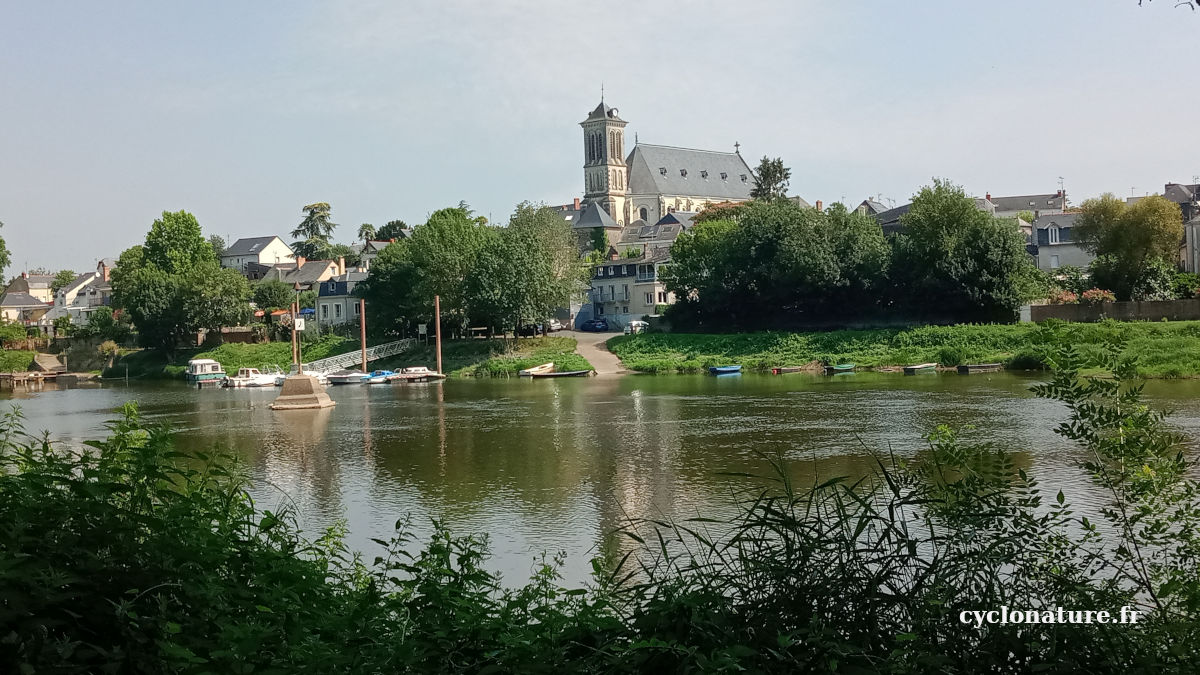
xmin=1031 ymin=299 xmax=1200 ymax=323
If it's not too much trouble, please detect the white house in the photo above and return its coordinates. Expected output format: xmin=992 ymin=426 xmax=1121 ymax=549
xmin=220 ymin=236 xmax=295 ymax=274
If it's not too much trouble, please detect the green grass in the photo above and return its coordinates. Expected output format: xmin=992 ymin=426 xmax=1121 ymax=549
xmin=105 ymin=336 xmax=359 ymax=379
xmin=0 ymin=350 xmax=36 ymax=372
xmin=374 ymin=336 xmax=592 ymax=377
xmin=608 ymin=320 xmax=1200 ymax=378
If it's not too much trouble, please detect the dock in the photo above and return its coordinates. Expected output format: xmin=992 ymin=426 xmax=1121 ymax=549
xmin=957 ymin=363 xmax=1002 ymax=374
xmin=903 ymin=363 xmax=938 ymax=375
xmin=0 ymin=371 xmax=57 ymax=388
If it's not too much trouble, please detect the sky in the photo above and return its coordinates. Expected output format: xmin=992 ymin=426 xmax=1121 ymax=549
xmin=2 ymin=0 xmax=1198 ymax=273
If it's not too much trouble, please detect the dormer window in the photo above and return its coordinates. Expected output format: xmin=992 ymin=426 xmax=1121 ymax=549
xmin=720 ymin=172 xmax=728 ymax=180
xmin=1048 ymin=225 xmax=1060 ymax=244
xmin=740 ymin=174 xmax=748 ymax=182
xmin=700 ymin=170 xmax=708 ymax=179
xmin=680 ymin=169 xmax=688 ymax=178
xmin=659 ymin=167 xmax=667 ymax=176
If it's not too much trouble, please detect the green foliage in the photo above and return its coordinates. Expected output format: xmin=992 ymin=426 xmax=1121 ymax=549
xmin=252 ymin=279 xmax=295 ymax=311
xmin=373 ymin=336 xmax=590 ymax=377
xmin=589 ymin=227 xmax=608 ymax=255
xmin=1016 ymin=209 xmax=1035 ymax=223
xmin=1172 ymin=272 xmax=1200 ymax=299
xmin=111 ymin=212 xmax=251 ymax=356
xmin=290 ymin=202 xmax=338 ymax=258
xmin=1055 ymin=264 xmax=1092 ymax=295
xmin=50 ymin=269 xmax=77 ymax=294
xmin=207 ymin=234 xmax=226 ymax=257
xmin=609 ymin=320 xmax=1200 ymax=377
xmin=1075 ymin=194 xmax=1183 ymax=300
xmin=749 ymin=156 xmax=790 ymax=200
xmin=0 ymin=220 xmax=11 ymax=277
xmin=376 ymin=219 xmax=408 ymax=240
xmin=357 ymin=222 xmax=376 ymax=243
xmin=0 ymin=350 xmax=34 ymax=371
xmin=71 ymin=307 xmax=133 ymax=343
xmin=4 ymin=348 xmax=1200 ymax=671
xmin=0 ymin=321 xmax=27 ymax=344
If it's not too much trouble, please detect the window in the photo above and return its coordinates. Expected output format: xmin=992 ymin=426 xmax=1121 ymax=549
xmin=622 ymin=284 xmax=629 ymax=300
xmin=720 ymin=172 xmax=728 ymax=180
xmin=621 ymin=265 xmax=627 ymax=275
xmin=1050 ymin=255 xmax=1060 ymax=269
xmin=597 ymin=267 xmax=604 ymax=277
xmin=335 ymin=304 xmax=341 ymax=318
xmin=1048 ymin=225 xmax=1060 ymax=244
xmin=609 ymin=285 xmax=614 ymax=300
xmin=659 ymin=167 xmax=667 ymax=175
xmin=321 ymin=304 xmax=328 ymax=319
xmin=637 ymin=264 xmax=655 ymax=281
xmin=658 ymin=291 xmax=667 ymax=303
xmin=740 ymin=174 xmax=747 ymax=182
xmin=354 ymin=303 xmax=360 ymax=315
xmin=645 ymin=292 xmax=654 ymax=304
xmin=622 ymin=306 xmax=629 ymax=314
xmin=639 ymin=207 xmax=648 ymax=220
xmin=680 ymin=169 xmax=688 ymax=178
xmin=597 ymin=305 xmax=604 ymax=315
xmin=607 ymin=266 xmax=614 ymax=276
xmin=701 ymin=170 xmax=708 ymax=179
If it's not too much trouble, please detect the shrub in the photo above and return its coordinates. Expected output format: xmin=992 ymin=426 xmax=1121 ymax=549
xmin=1048 ymin=288 xmax=1078 ymax=304
xmin=1080 ymin=288 xmax=1116 ymax=304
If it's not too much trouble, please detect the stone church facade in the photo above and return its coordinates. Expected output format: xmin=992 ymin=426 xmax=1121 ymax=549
xmin=578 ymin=100 xmax=755 ymax=229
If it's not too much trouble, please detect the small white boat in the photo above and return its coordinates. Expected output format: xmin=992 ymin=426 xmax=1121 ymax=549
xmin=388 ymin=366 xmax=447 ymax=382
xmin=518 ymin=362 xmax=555 ymax=377
xmin=327 ymin=369 xmax=369 ymax=385
xmin=274 ymin=365 xmax=330 ymax=386
xmin=224 ymin=367 xmax=279 ymax=388
xmin=365 ymin=369 xmax=395 ymax=384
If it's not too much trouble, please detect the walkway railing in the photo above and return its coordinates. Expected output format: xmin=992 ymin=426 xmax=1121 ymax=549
xmin=301 ymin=338 xmax=416 ymax=373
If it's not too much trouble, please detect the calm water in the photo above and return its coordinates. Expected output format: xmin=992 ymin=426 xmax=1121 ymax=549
xmin=7 ymin=373 xmax=1200 ymax=585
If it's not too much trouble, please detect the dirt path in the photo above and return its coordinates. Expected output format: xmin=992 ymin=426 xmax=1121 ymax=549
xmin=565 ymin=330 xmax=628 ymax=375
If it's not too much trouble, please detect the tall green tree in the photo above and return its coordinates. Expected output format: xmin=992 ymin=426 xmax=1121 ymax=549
xmin=112 ymin=211 xmax=250 ymax=357
xmin=252 ymin=280 xmax=294 ymax=311
xmin=376 ymin=220 xmax=408 ymax=240
xmin=749 ymin=156 xmax=791 ymax=200
xmin=357 ymin=223 xmax=377 ymax=244
xmin=290 ymin=203 xmax=338 ymax=258
xmin=51 ymin=270 xmax=77 ymax=294
xmin=208 ymin=234 xmax=227 ymax=258
xmin=1074 ymin=193 xmax=1183 ymax=300
xmin=0 ymin=220 xmax=9 ymax=278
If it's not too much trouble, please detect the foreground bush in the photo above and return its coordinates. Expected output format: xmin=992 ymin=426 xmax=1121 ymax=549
xmin=2 ymin=343 xmax=1199 ymax=672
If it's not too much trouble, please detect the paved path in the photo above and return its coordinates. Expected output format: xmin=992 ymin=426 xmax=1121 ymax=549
xmin=564 ymin=330 xmax=628 ymax=375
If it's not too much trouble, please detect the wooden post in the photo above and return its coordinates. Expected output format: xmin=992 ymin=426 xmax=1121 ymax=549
xmin=291 ymin=301 xmax=299 ymax=368
xmin=434 ymin=294 xmax=443 ymax=375
xmin=360 ymin=298 xmax=367 ymax=371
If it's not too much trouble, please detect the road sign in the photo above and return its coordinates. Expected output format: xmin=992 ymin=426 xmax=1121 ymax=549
xmin=418 ymin=323 xmax=427 ymax=335
xmin=293 ymin=318 xmax=306 ymax=331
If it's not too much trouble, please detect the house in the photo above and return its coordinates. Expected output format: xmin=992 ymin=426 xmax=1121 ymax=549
xmin=572 ymin=201 xmax=622 ymax=253
xmin=985 ymin=191 xmax=1067 ymax=220
xmin=4 ymin=273 xmax=55 ymax=303
xmin=351 ymin=240 xmax=396 ymax=271
xmin=615 ymin=211 xmax=694 ymax=254
xmin=316 ymin=271 xmax=368 ymax=328
xmin=257 ymin=256 xmax=343 ymax=292
xmin=0 ymin=292 xmax=51 ymax=328
xmin=1030 ymin=213 xmax=1092 ymax=272
xmin=220 ymin=236 xmax=295 ymax=274
xmin=587 ymin=249 xmax=675 ymax=328
xmin=45 ymin=270 xmax=99 ymax=328
xmin=855 ymin=199 xmax=889 ymax=217
xmin=1164 ymin=183 xmax=1200 ymax=273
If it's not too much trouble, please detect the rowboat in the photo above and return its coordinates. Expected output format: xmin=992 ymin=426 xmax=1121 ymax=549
xmin=957 ymin=363 xmax=1002 ymax=374
xmin=771 ymin=366 xmax=805 ymax=375
xmin=823 ymin=363 xmax=856 ymax=375
xmin=365 ymin=369 xmax=395 ymax=384
xmin=327 ymin=370 xmax=368 ymax=385
xmin=903 ymin=363 xmax=938 ymax=375
xmin=519 ymin=362 xmax=555 ymax=377
xmin=531 ymin=370 xmax=592 ymax=378
xmin=708 ymin=365 xmax=742 ymax=375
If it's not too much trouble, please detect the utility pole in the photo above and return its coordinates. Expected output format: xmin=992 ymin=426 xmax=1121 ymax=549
xmin=434 ymin=294 xmax=443 ymax=375
xmin=290 ymin=301 xmax=299 ymax=368
xmin=360 ymin=298 xmax=367 ymax=372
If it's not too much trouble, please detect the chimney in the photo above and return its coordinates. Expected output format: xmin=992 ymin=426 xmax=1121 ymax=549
xmin=574 ymin=197 xmax=581 ymax=210
xmin=295 ymin=255 xmax=306 ymax=267
xmin=985 ymin=192 xmax=991 ymax=201
xmin=101 ymin=263 xmax=110 ymax=282
xmin=337 ymin=256 xmax=345 ymax=275
xmin=1056 ymin=189 xmax=1063 ymax=198
xmin=21 ymin=271 xmax=27 ymax=279
xmin=610 ymin=251 xmax=619 ymax=261
xmin=815 ymin=200 xmax=823 ymax=212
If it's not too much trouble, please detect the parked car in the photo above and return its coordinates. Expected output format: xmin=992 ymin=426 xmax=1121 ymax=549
xmin=624 ymin=320 xmax=649 ymax=335
xmin=517 ymin=324 xmax=543 ymax=337
xmin=547 ymin=319 xmax=563 ymax=332
xmin=580 ymin=319 xmax=609 ymax=332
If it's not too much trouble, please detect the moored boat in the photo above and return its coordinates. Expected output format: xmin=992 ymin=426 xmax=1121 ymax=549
xmin=327 ymin=370 xmax=368 ymax=385
xmin=274 ymin=366 xmax=330 ymax=386
xmin=903 ymin=362 xmax=938 ymax=375
xmin=388 ymin=366 xmax=448 ymax=382
xmin=519 ymin=362 xmax=555 ymax=377
xmin=224 ymin=367 xmax=278 ymax=388
xmin=709 ymin=365 xmax=742 ymax=375
xmin=365 ymin=369 xmax=395 ymax=384
xmin=823 ymin=363 xmax=856 ymax=375
xmin=771 ymin=366 xmax=805 ymax=375
xmin=531 ymin=370 xmax=592 ymax=378
xmin=185 ymin=359 xmax=226 ymax=384
xmin=957 ymin=363 xmax=1002 ymax=374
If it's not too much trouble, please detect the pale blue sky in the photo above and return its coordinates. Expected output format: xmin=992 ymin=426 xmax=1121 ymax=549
xmin=2 ymin=1 xmax=1197 ymax=272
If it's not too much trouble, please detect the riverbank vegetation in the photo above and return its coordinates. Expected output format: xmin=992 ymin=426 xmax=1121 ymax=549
xmin=0 ymin=350 xmax=35 ymax=372
xmin=375 ymin=336 xmax=592 ymax=377
xmin=2 ymin=345 xmax=1199 ymax=672
xmin=609 ymin=319 xmax=1200 ymax=377
xmin=104 ymin=335 xmax=358 ymax=379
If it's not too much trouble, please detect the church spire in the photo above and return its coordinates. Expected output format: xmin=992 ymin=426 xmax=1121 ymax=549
xmin=580 ymin=98 xmax=629 ymax=226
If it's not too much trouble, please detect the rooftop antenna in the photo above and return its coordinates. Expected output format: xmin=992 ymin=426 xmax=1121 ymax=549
xmin=1131 ymin=187 xmax=1137 ymax=197
xmin=1058 ymin=176 xmax=1065 ymax=193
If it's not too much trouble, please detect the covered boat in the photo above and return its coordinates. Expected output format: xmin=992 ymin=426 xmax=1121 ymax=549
xmin=185 ymin=358 xmax=226 ymax=384
xmin=708 ymin=365 xmax=742 ymax=375
xmin=224 ymin=367 xmax=279 ymax=388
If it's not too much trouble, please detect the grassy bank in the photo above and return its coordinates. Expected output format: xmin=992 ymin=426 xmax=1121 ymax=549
xmin=0 ymin=350 xmax=36 ymax=372
xmin=104 ymin=336 xmax=358 ymax=379
xmin=375 ymin=336 xmax=592 ymax=377
xmin=608 ymin=320 xmax=1200 ymax=377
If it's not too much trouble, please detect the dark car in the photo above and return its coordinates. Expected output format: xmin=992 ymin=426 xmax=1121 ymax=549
xmin=517 ymin=324 xmax=543 ymax=337
xmin=580 ymin=319 xmax=609 ymax=332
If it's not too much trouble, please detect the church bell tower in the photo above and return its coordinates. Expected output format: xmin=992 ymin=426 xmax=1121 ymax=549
xmin=581 ymin=100 xmax=628 ymax=225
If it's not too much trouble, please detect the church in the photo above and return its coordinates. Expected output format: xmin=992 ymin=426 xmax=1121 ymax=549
xmin=569 ymin=100 xmax=756 ymax=249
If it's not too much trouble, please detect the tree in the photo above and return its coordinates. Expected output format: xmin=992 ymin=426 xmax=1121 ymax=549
xmin=376 ymin=220 xmax=409 ymax=240
xmin=290 ymin=203 xmax=338 ymax=258
xmin=1073 ymin=193 xmax=1182 ymax=300
xmin=208 ymin=234 xmax=227 ymax=257
xmin=253 ymin=280 xmax=295 ymax=311
xmin=0 ymin=220 xmax=11 ymax=278
xmin=357 ymin=223 xmax=377 ymax=243
xmin=892 ymin=179 xmax=1034 ymax=321
xmin=111 ymin=211 xmax=250 ymax=357
xmin=51 ymin=270 xmax=77 ymax=294
xmin=749 ymin=156 xmax=791 ymax=201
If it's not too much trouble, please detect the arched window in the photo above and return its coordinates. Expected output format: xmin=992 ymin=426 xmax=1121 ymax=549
xmin=639 ymin=207 xmax=648 ymax=221
xmin=1048 ymin=225 xmax=1060 ymax=244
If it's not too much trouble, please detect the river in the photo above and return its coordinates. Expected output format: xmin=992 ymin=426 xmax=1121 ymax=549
xmin=7 ymin=372 xmax=1200 ymax=586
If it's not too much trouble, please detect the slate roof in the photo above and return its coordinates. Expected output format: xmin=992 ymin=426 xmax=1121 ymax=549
xmin=626 ymin=144 xmax=754 ymax=201
xmin=583 ymin=101 xmax=625 ymax=123
xmin=0 ymin=292 xmax=49 ymax=307
xmin=1033 ymin=212 xmax=1080 ymax=230
xmin=59 ymin=272 xmax=96 ymax=297
xmin=987 ymin=193 xmax=1065 ymax=213
xmin=657 ymin=211 xmax=696 ymax=229
xmin=573 ymin=202 xmax=619 ymax=230
xmin=858 ymin=199 xmax=888 ymax=215
xmin=1164 ymin=183 xmax=1199 ymax=204
xmin=873 ymin=203 xmax=912 ymax=234
xmin=223 ymin=236 xmax=286 ymax=257
xmin=617 ymin=219 xmax=688 ymax=248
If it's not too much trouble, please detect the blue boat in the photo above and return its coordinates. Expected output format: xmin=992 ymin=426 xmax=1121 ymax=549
xmin=365 ymin=369 xmax=395 ymax=384
xmin=709 ymin=365 xmax=742 ymax=375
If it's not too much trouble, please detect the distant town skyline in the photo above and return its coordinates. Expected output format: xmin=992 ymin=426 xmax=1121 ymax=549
xmin=2 ymin=1 xmax=1198 ymax=272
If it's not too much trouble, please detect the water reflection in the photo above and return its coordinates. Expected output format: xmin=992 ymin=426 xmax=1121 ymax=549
xmin=9 ymin=372 xmax=1200 ymax=585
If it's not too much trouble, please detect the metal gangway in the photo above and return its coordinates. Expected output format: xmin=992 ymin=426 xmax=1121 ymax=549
xmin=301 ymin=338 xmax=416 ymax=374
